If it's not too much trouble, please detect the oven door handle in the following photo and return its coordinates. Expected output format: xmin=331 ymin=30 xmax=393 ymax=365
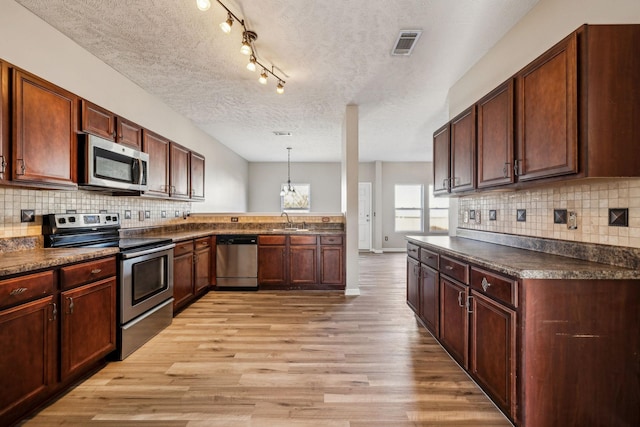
xmin=120 ymin=243 xmax=175 ymax=259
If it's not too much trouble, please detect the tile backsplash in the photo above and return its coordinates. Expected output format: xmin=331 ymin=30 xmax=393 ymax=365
xmin=458 ymin=179 xmax=640 ymax=248
xmin=0 ymin=187 xmax=192 ymax=238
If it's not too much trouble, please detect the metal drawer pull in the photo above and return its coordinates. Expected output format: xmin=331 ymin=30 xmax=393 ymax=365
xmin=481 ymin=277 xmax=492 ymax=292
xmin=444 ymin=265 xmax=454 ymax=270
xmin=10 ymin=287 xmax=28 ymax=296
xmin=91 ymin=268 xmax=102 ymax=274
xmin=409 ymin=248 xmax=417 ymax=253
xmin=457 ymin=291 xmax=464 ymax=307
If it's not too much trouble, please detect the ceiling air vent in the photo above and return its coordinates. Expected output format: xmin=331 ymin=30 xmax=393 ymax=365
xmin=391 ymin=30 xmax=422 ymax=56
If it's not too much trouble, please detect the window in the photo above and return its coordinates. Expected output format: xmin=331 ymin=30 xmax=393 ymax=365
xmin=281 ymin=183 xmax=310 ymax=212
xmin=395 ymin=184 xmax=423 ymax=232
xmin=428 ymin=184 xmax=449 ymax=233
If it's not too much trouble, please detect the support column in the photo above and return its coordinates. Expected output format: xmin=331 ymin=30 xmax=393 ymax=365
xmin=373 ymin=160 xmax=383 ymax=253
xmin=342 ymin=105 xmax=360 ymax=296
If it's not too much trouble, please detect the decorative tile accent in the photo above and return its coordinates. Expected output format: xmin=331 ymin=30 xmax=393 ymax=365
xmin=554 ymin=209 xmax=567 ymax=224
xmin=609 ymin=208 xmax=628 ymax=227
xmin=517 ymin=209 xmax=526 ymax=222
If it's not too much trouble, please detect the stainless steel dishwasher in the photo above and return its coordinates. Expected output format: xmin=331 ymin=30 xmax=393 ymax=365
xmin=216 ymin=235 xmax=258 ymax=289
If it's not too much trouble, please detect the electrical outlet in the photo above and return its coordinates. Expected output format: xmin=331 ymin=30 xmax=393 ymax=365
xmin=568 ymin=211 xmax=578 ymax=230
xmin=231 ymin=217 xmax=239 ymax=222
xmin=384 ymin=236 xmax=388 ymax=241
xmin=161 ymin=211 xmax=167 ymax=218
xmin=175 ymin=211 xmax=180 ymax=218
xmin=139 ymin=210 xmax=145 ymax=221
xmin=145 ymin=210 xmax=151 ymax=219
xmin=476 ymin=211 xmax=481 ymax=224
xmin=489 ymin=210 xmax=497 ymax=221
xmin=469 ymin=210 xmax=476 ymax=220
xmin=124 ymin=210 xmax=132 ymax=219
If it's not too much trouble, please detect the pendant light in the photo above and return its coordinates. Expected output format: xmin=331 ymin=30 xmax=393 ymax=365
xmin=280 ymin=147 xmax=296 ymax=196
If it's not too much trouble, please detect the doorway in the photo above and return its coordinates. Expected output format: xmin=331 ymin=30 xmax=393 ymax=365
xmin=358 ymin=182 xmax=372 ymax=251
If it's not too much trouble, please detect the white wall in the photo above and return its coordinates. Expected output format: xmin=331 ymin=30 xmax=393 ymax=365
xmin=449 ymin=0 xmax=640 ymax=117
xmin=0 ymin=0 xmax=248 ymax=213
xmin=248 ymin=162 xmax=342 ymax=212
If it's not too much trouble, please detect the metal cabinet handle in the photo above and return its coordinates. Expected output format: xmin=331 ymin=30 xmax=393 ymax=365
xmin=10 ymin=287 xmax=28 ymax=296
xmin=466 ymin=295 xmax=473 ymax=313
xmin=67 ymin=297 xmax=74 ymax=314
xmin=514 ymin=159 xmax=521 ymax=176
xmin=16 ymin=159 xmax=26 ymax=175
xmin=457 ymin=291 xmax=464 ymax=307
xmin=503 ymin=162 xmax=510 ymax=178
xmin=50 ymin=302 xmax=57 ymax=321
xmin=481 ymin=277 xmax=492 ymax=292
xmin=0 ymin=155 xmax=5 ymax=173
xmin=91 ymin=269 xmax=102 ymax=274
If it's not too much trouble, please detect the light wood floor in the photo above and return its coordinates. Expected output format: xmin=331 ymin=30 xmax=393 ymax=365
xmin=21 ymin=253 xmax=510 ymax=426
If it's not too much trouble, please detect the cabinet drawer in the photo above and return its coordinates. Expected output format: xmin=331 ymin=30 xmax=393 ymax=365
xmin=195 ymin=237 xmax=211 ymax=249
xmin=407 ymin=242 xmax=420 ymax=260
xmin=420 ymin=248 xmax=439 ymax=269
xmin=60 ymin=256 xmax=116 ymax=290
xmin=174 ymin=240 xmax=195 ymax=256
xmin=259 ymin=235 xmax=286 ymax=245
xmin=470 ymin=267 xmax=518 ymax=307
xmin=0 ymin=270 xmax=55 ymax=309
xmin=320 ymin=235 xmax=343 ymax=245
xmin=290 ymin=235 xmax=317 ymax=245
xmin=440 ymin=255 xmax=469 ymax=284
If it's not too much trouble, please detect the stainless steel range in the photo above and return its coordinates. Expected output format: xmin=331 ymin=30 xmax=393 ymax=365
xmin=43 ymin=213 xmax=175 ymax=360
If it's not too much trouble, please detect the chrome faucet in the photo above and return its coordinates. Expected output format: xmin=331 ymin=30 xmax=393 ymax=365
xmin=280 ymin=211 xmax=293 ymax=228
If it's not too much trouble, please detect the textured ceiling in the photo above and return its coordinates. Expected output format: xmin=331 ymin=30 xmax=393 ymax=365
xmin=15 ymin=0 xmax=539 ymax=162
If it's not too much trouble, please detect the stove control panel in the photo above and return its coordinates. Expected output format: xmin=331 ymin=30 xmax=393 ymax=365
xmin=43 ymin=212 xmax=120 ymax=231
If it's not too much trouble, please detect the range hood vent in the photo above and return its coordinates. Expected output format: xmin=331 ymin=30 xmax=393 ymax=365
xmin=391 ymin=30 xmax=422 ymax=56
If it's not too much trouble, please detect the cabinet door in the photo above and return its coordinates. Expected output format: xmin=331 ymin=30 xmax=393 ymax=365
xmin=477 ymin=80 xmax=514 ymax=188
xmin=170 ymin=142 xmax=190 ymax=199
xmin=432 ymin=124 xmax=450 ymax=195
xmin=320 ymin=244 xmax=343 ymax=285
xmin=194 ymin=238 xmax=211 ymax=294
xmin=290 ymin=245 xmax=317 ymax=285
xmin=516 ymin=32 xmax=578 ymax=181
xmin=0 ymin=61 xmax=9 ymax=183
xmin=116 ymin=117 xmax=142 ymax=149
xmin=190 ymin=151 xmax=205 ymax=200
xmin=450 ymin=106 xmax=476 ymax=193
xmin=13 ymin=69 xmax=77 ymax=187
xmin=80 ymin=100 xmax=116 ymax=140
xmin=0 ymin=296 xmax=56 ymax=422
xmin=60 ymin=278 xmax=116 ymax=380
xmin=406 ymin=256 xmax=420 ymax=314
xmin=420 ymin=264 xmax=439 ymax=338
xmin=258 ymin=245 xmax=287 ymax=285
xmin=143 ymin=130 xmax=170 ymax=197
xmin=173 ymin=251 xmax=194 ymax=310
xmin=439 ymin=277 xmax=468 ymax=369
xmin=469 ymin=291 xmax=516 ymax=420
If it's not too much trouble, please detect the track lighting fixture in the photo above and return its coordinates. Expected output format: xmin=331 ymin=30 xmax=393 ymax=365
xmin=196 ymin=0 xmax=211 ymax=11
xmin=196 ymin=0 xmax=288 ymax=94
xmin=219 ymin=13 xmax=233 ymax=33
xmin=280 ymin=147 xmax=296 ymax=197
xmin=259 ymin=69 xmax=268 ymax=85
xmin=246 ymin=55 xmax=257 ymax=72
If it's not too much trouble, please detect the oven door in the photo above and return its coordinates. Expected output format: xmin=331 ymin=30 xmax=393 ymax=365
xmin=120 ymin=244 xmax=174 ymax=324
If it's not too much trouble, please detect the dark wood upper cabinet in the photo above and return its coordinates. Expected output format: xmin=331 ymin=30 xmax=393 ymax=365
xmin=0 ymin=61 xmax=9 ymax=183
xmin=12 ymin=69 xmax=77 ymax=187
xmin=116 ymin=117 xmax=142 ymax=150
xmin=516 ymin=32 xmax=578 ymax=181
xmin=432 ymin=123 xmax=450 ymax=196
xmin=477 ymin=80 xmax=514 ymax=188
xmin=170 ymin=142 xmax=190 ymax=199
xmin=190 ymin=151 xmax=205 ymax=200
xmin=81 ymin=100 xmax=142 ymax=150
xmin=142 ymin=129 xmax=170 ymax=197
xmin=450 ymin=106 xmax=476 ymax=193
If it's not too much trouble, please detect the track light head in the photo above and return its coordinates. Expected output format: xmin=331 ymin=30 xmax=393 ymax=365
xmin=259 ymin=70 xmax=268 ymax=84
xmin=240 ymin=30 xmax=257 ymax=55
xmin=246 ymin=55 xmax=257 ymax=72
xmin=276 ymin=80 xmax=285 ymax=94
xmin=196 ymin=0 xmax=211 ymax=11
xmin=220 ymin=13 xmax=233 ymax=33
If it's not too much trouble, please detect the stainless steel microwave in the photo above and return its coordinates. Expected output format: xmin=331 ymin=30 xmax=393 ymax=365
xmin=79 ymin=134 xmax=148 ymax=192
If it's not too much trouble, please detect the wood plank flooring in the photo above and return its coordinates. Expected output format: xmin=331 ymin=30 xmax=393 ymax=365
xmin=20 ymin=253 xmax=510 ymax=426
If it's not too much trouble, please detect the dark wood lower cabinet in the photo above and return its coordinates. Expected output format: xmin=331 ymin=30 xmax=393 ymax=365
xmin=469 ymin=290 xmax=516 ymax=419
xmin=439 ymin=277 xmax=469 ymax=369
xmin=419 ymin=265 xmax=439 ymax=337
xmin=173 ymin=237 xmax=213 ymax=313
xmin=407 ymin=241 xmax=640 ymax=426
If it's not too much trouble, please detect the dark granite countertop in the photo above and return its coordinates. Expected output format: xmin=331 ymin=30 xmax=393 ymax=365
xmin=406 ymin=235 xmax=640 ymax=280
xmin=0 ymin=247 xmax=119 ymax=278
xmin=147 ymin=228 xmax=345 ymax=242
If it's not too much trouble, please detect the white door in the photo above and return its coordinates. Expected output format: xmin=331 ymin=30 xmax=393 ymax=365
xmin=358 ymin=182 xmax=372 ymax=251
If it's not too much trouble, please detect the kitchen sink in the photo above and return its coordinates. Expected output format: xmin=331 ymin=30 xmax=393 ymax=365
xmin=270 ymin=228 xmax=310 ymax=232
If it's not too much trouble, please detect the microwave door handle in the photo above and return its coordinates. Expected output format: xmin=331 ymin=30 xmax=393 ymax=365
xmin=137 ymin=158 xmax=144 ymax=184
